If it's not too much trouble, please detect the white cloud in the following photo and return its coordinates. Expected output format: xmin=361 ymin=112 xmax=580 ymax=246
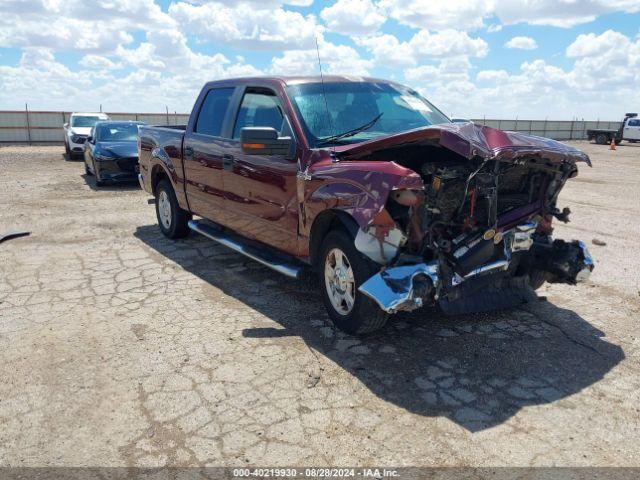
xmin=377 ymin=0 xmax=640 ymax=31
xmin=409 ymin=30 xmax=640 ymax=119
xmin=168 ymin=1 xmax=320 ymax=50
xmin=0 ymin=0 xmax=173 ymax=53
xmin=494 ymin=0 xmax=640 ymax=28
xmin=270 ymin=37 xmax=372 ymax=76
xmin=321 ymin=0 xmax=386 ymax=35
xmin=378 ymin=0 xmax=490 ymax=30
xmin=79 ymin=55 xmax=121 ymax=70
xmin=356 ymin=29 xmax=488 ymax=68
xmin=504 ymin=36 xmax=538 ymax=50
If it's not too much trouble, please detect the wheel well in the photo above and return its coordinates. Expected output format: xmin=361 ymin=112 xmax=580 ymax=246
xmin=151 ymin=166 xmax=169 ymax=196
xmin=309 ymin=210 xmax=359 ymax=268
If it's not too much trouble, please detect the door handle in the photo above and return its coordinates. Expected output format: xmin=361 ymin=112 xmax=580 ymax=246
xmin=222 ymin=154 xmax=234 ymax=171
xmin=184 ymin=146 xmax=194 ymax=160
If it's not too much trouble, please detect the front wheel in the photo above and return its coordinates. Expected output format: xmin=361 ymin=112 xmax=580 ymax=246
xmin=155 ymin=179 xmax=191 ymax=239
xmin=318 ymin=230 xmax=388 ymax=335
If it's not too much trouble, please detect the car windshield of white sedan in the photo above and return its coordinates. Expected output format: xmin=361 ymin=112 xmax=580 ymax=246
xmin=71 ymin=116 xmax=103 ymax=127
xmin=97 ymin=124 xmax=139 ymax=142
xmin=287 ymin=82 xmax=450 ymax=147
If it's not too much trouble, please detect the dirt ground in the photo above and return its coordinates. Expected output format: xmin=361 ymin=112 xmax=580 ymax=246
xmin=0 ymin=141 xmax=639 ymax=468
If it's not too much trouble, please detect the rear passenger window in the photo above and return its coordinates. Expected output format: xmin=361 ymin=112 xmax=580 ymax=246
xmin=233 ymin=91 xmax=283 ymax=139
xmin=195 ymin=88 xmax=234 ymax=137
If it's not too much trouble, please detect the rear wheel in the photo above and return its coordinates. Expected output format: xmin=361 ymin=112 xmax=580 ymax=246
xmin=318 ymin=230 xmax=388 ymax=334
xmin=155 ymin=179 xmax=191 ymax=239
xmin=595 ymin=133 xmax=608 ymax=145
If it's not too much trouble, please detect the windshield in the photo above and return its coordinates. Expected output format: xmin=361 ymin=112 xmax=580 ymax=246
xmin=71 ymin=116 xmax=103 ymax=127
xmin=287 ymin=82 xmax=450 ymax=147
xmin=96 ymin=124 xmax=140 ymax=142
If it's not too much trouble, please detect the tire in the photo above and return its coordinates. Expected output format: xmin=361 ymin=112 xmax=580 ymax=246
xmin=528 ymin=269 xmax=547 ymax=290
xmin=595 ymin=133 xmax=608 ymax=145
xmin=84 ymin=162 xmax=93 ymax=176
xmin=615 ymin=138 xmax=622 ymax=145
xmin=155 ymin=179 xmax=191 ymax=239
xmin=65 ymin=140 xmax=70 ymax=157
xmin=318 ymin=229 xmax=388 ymax=334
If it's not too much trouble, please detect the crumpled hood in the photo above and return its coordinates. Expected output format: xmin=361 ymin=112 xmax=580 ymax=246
xmin=97 ymin=141 xmax=138 ymax=158
xmin=70 ymin=127 xmax=92 ymax=136
xmin=332 ymin=122 xmax=591 ymax=166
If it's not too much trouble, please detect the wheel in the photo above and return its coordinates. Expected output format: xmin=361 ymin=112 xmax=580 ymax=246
xmin=615 ymin=138 xmax=622 ymax=145
xmin=528 ymin=270 xmax=547 ymax=290
xmin=84 ymin=162 xmax=93 ymax=176
xmin=595 ymin=133 xmax=608 ymax=145
xmin=65 ymin=140 xmax=70 ymax=156
xmin=318 ymin=230 xmax=388 ymax=334
xmin=155 ymin=179 xmax=191 ymax=239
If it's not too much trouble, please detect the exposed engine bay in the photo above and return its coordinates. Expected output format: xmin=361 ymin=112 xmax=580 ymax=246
xmin=354 ymin=147 xmax=594 ymax=314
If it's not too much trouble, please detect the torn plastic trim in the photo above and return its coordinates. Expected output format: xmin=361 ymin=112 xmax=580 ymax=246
xmin=358 ymin=261 xmax=439 ymax=313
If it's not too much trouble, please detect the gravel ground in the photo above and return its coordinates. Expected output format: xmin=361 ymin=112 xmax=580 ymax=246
xmin=0 ymin=142 xmax=638 ymax=467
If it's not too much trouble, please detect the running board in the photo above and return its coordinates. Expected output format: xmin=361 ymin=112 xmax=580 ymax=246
xmin=187 ymin=220 xmax=302 ymax=279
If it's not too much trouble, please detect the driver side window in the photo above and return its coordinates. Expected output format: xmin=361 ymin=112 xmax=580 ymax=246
xmin=233 ymin=90 xmax=283 ymax=139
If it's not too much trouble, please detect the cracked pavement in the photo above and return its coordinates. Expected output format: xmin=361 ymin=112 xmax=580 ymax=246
xmin=0 ymin=142 xmax=639 ymax=467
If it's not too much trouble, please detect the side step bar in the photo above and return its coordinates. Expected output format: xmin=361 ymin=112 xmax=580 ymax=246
xmin=188 ymin=220 xmax=302 ymax=279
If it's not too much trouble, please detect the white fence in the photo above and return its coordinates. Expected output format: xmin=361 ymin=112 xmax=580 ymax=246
xmin=471 ymin=118 xmax=622 ymax=141
xmin=0 ymin=110 xmax=190 ymax=143
xmin=0 ymin=110 xmax=622 ymax=143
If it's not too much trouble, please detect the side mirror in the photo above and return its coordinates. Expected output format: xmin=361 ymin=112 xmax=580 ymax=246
xmin=240 ymin=127 xmax=292 ymax=156
xmin=63 ymin=123 xmax=69 ymax=128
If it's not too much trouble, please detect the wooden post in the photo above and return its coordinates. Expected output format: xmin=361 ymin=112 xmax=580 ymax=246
xmin=25 ymin=103 xmax=32 ymax=145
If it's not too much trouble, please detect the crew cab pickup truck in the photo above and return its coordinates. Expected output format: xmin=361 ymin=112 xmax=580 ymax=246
xmin=138 ymin=76 xmax=594 ymax=334
xmin=587 ymin=113 xmax=640 ymax=145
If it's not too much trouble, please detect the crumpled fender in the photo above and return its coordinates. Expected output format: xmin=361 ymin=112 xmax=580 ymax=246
xmin=302 ymin=159 xmax=423 ymax=233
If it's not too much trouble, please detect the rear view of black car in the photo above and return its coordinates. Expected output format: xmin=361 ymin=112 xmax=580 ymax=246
xmin=84 ymin=121 xmax=145 ymax=186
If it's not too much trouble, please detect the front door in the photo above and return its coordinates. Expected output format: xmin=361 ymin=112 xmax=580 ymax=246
xmin=623 ymin=118 xmax=640 ymax=140
xmin=222 ymin=87 xmax=299 ymax=255
xmin=183 ymin=86 xmax=236 ymax=223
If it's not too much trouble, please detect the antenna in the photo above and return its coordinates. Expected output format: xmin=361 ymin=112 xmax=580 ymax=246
xmin=315 ymin=37 xmax=335 ymax=154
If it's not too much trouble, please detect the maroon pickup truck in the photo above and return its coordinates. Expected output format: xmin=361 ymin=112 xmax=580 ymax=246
xmin=138 ymin=76 xmax=593 ymax=334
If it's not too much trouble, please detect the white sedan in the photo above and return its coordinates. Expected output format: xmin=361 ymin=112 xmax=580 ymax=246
xmin=63 ymin=112 xmax=110 ymax=158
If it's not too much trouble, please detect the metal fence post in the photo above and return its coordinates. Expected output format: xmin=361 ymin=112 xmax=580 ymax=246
xmin=25 ymin=103 xmax=32 ymax=145
xmin=543 ymin=118 xmax=547 ymax=138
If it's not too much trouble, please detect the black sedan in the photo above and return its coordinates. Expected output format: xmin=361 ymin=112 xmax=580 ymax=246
xmin=84 ymin=121 xmax=145 ymax=186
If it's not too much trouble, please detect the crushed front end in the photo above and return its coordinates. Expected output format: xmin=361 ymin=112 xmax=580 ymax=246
xmin=349 ymin=128 xmax=594 ymax=315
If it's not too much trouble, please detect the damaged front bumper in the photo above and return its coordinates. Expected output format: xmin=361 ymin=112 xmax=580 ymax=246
xmin=359 ymin=262 xmax=439 ymax=313
xmin=359 ymin=233 xmax=594 ymax=315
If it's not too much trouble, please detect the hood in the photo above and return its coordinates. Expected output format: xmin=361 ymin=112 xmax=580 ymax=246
xmin=96 ymin=141 xmax=138 ymax=158
xmin=332 ymin=122 xmax=591 ymax=166
xmin=70 ymin=127 xmax=92 ymax=136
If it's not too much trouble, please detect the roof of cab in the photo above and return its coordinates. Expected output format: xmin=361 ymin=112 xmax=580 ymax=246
xmin=202 ymin=75 xmax=403 ymax=88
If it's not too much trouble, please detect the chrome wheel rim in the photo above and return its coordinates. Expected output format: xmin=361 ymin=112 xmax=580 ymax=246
xmin=324 ymin=247 xmax=355 ymax=315
xmin=158 ymin=190 xmax=172 ymax=229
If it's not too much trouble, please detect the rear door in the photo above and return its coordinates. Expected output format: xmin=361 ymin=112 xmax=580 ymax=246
xmin=183 ymin=86 xmax=238 ymax=223
xmin=222 ymin=86 xmax=299 ymax=255
xmin=623 ymin=118 xmax=640 ymax=140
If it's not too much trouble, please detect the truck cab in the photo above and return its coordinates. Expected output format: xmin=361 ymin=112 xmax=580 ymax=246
xmin=621 ymin=114 xmax=640 ymax=142
xmin=138 ymin=76 xmax=594 ymax=335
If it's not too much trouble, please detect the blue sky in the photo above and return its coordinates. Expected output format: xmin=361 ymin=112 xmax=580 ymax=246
xmin=0 ymin=0 xmax=638 ymax=119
